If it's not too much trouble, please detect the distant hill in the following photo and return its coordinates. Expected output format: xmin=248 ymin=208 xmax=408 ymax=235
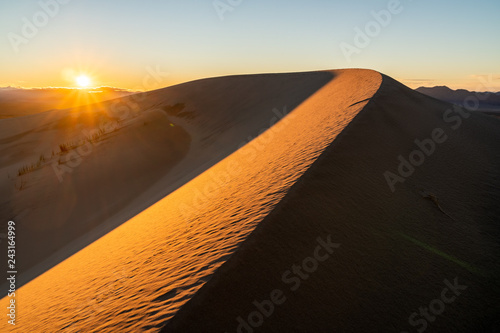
xmin=0 ymin=86 xmax=134 ymax=118
xmin=416 ymin=86 xmax=500 ymax=114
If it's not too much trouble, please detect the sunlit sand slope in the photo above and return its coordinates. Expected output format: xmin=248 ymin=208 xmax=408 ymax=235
xmin=0 ymin=71 xmax=332 ymax=290
xmin=0 ymin=69 xmax=382 ymax=332
xmin=163 ymin=75 xmax=500 ymax=332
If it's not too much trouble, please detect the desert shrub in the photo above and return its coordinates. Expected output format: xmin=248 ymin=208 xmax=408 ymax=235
xmin=59 ymin=143 xmax=70 ymax=153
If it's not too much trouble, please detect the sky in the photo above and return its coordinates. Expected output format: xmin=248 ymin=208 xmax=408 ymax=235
xmin=1 ymin=0 xmax=499 ymax=91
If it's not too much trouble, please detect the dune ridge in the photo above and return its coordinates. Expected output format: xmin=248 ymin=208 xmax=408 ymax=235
xmin=162 ymin=74 xmax=500 ymax=332
xmin=0 ymin=71 xmax=332 ymax=293
xmin=0 ymin=69 xmax=382 ymax=332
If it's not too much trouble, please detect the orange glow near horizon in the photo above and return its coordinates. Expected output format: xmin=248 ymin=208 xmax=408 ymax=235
xmin=2 ymin=65 xmax=498 ymax=93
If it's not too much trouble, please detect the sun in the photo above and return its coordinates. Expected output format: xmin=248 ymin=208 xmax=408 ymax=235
xmin=76 ymin=75 xmax=91 ymax=87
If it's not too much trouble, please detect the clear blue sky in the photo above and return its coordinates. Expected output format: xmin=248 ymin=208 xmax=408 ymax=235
xmin=1 ymin=0 xmax=499 ymax=90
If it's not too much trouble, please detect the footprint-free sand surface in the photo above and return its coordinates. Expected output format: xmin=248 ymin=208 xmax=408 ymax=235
xmin=2 ymin=69 xmax=499 ymax=332
xmin=164 ymin=74 xmax=500 ymax=333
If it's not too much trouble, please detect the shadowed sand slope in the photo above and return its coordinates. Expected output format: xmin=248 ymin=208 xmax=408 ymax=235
xmin=0 ymin=69 xmax=382 ymax=332
xmin=0 ymin=71 xmax=332 ymax=291
xmin=162 ymin=75 xmax=500 ymax=332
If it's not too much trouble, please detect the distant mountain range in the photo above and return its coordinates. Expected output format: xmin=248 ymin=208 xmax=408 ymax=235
xmin=416 ymin=86 xmax=500 ymax=112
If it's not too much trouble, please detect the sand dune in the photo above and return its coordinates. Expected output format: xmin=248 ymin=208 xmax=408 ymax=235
xmin=2 ymin=69 xmax=499 ymax=332
xmin=0 ymin=71 xmax=332 ymax=293
xmin=163 ymin=74 xmax=500 ymax=332
xmin=0 ymin=69 xmax=381 ymax=332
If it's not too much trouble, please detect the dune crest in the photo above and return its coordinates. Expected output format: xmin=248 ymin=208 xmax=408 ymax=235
xmin=1 ymin=69 xmax=382 ymax=332
xmin=162 ymin=74 xmax=500 ymax=332
xmin=0 ymin=71 xmax=332 ymax=291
